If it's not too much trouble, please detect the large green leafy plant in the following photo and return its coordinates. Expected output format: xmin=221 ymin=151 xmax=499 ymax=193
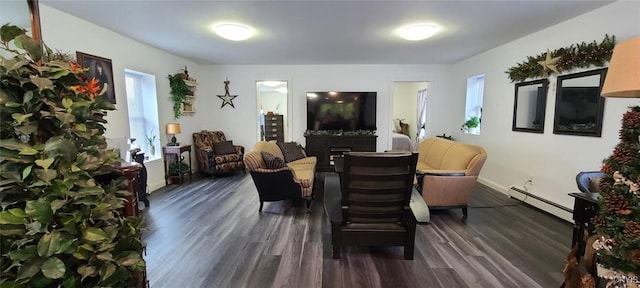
xmin=0 ymin=24 xmax=145 ymax=287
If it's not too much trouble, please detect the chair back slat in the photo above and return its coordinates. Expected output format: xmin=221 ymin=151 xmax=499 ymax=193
xmin=341 ymin=152 xmax=418 ymax=225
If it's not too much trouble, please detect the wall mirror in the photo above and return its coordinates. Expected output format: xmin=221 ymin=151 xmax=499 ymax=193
xmin=553 ymin=68 xmax=607 ymax=137
xmin=256 ymin=81 xmax=288 ymax=142
xmin=512 ymin=79 xmax=548 ymax=133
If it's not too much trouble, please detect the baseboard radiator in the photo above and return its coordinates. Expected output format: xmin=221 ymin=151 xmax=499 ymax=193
xmin=508 ymin=186 xmax=573 ymax=214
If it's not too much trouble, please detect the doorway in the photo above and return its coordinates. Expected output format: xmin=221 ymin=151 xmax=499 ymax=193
xmin=256 ymin=81 xmax=288 ymax=142
xmin=391 ymin=81 xmax=429 ymax=148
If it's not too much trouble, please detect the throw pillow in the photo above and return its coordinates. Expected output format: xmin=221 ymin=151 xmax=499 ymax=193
xmin=214 ymin=141 xmax=236 ymax=155
xmin=261 ymin=151 xmax=286 ymax=169
xmin=277 ymin=142 xmax=306 ymax=163
xmin=588 ymin=176 xmax=601 ymax=193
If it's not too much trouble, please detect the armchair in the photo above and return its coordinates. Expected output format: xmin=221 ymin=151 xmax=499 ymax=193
xmin=243 ymin=141 xmax=316 ymax=212
xmin=324 ymin=152 xmax=424 ymax=260
xmin=415 ymin=138 xmax=487 ymax=217
xmin=192 ymin=130 xmax=245 ymax=176
xmin=576 ymin=171 xmax=605 ymax=193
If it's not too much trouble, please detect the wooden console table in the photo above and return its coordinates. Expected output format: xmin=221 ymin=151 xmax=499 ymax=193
xmin=305 ymin=135 xmax=376 ymax=172
xmin=163 ymin=144 xmax=192 ymax=185
xmin=568 ymin=192 xmax=599 ymax=261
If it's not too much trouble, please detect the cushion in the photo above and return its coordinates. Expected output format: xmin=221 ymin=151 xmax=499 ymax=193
xmin=277 ymin=142 xmax=306 ymax=163
xmin=588 ymin=177 xmax=601 ymax=193
xmin=261 ymin=151 xmax=286 ymax=169
xmin=214 ymin=141 xmax=236 ymax=155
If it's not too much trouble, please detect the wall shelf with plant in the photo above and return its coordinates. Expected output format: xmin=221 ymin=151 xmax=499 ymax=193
xmin=168 ymin=73 xmax=190 ymax=119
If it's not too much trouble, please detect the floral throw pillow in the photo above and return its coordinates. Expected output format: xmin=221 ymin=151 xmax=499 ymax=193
xmin=261 ymin=151 xmax=286 ymax=169
xmin=276 ymin=142 xmax=306 ymax=163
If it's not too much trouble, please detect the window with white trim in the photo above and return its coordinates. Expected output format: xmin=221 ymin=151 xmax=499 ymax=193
xmin=464 ymin=74 xmax=485 ymax=135
xmin=125 ymin=69 xmax=160 ymax=161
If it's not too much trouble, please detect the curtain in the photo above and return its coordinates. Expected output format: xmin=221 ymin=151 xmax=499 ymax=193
xmin=415 ymin=89 xmax=428 ymax=149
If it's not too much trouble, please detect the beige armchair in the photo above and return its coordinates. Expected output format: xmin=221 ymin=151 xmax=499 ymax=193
xmin=415 ymin=138 xmax=487 ymax=217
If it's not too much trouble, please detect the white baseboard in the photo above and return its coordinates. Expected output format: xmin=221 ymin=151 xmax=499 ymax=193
xmin=478 ymin=177 xmax=573 ymax=223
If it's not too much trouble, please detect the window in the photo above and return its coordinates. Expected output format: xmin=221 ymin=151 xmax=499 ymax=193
xmin=464 ymin=74 xmax=485 ymax=135
xmin=125 ymin=69 xmax=160 ymax=161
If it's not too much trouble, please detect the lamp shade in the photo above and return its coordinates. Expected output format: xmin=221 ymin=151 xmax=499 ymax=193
xmin=166 ymin=123 xmax=181 ymax=134
xmin=601 ymin=37 xmax=640 ymax=98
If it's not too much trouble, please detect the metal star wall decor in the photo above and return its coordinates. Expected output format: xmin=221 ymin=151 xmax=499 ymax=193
xmin=217 ymin=78 xmax=238 ymax=108
xmin=537 ymin=49 xmax=561 ymax=77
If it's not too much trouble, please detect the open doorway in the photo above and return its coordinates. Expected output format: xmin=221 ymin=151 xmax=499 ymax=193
xmin=391 ymin=82 xmax=429 ymax=150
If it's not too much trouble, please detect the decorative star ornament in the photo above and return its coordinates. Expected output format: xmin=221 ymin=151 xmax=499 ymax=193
xmin=216 ymin=78 xmax=237 ymax=108
xmin=537 ymin=49 xmax=561 ymax=76
xmin=217 ymin=93 xmax=237 ymax=108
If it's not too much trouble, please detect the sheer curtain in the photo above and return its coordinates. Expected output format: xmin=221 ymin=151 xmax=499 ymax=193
xmin=414 ymin=89 xmax=428 ymax=149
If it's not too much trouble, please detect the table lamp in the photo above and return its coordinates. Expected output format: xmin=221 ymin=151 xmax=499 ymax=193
xmin=593 ymin=36 xmax=640 ymax=279
xmin=166 ymin=123 xmax=181 ymax=146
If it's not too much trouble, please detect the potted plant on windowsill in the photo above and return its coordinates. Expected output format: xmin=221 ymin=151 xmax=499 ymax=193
xmin=460 ymin=116 xmax=480 ymax=133
xmin=146 ymin=129 xmax=157 ymax=156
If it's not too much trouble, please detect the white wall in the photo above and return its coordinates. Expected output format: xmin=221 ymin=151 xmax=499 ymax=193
xmin=447 ymin=1 xmax=640 ymax=221
xmin=194 ymin=65 xmax=449 ymax=152
xmin=40 ymin=4 xmax=201 ymax=192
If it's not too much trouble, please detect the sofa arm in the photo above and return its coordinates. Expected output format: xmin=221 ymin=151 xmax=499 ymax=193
xmin=193 ymin=146 xmax=216 ymax=173
xmin=249 ymin=169 xmax=302 ymax=201
xmin=420 ymin=175 xmax=478 ymax=207
xmin=233 ymin=145 xmax=245 ymax=156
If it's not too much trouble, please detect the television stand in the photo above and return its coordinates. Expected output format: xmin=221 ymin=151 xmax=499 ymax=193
xmin=305 ymin=135 xmax=377 ymax=172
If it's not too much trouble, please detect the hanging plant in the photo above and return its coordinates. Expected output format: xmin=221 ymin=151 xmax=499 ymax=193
xmin=506 ymin=35 xmax=616 ymax=82
xmin=167 ymin=73 xmax=190 ymax=119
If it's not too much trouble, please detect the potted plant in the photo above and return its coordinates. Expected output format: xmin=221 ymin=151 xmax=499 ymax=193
xmin=146 ymin=129 xmax=157 ymax=156
xmin=0 ymin=25 xmax=145 ymax=286
xmin=460 ymin=116 xmax=480 ymax=133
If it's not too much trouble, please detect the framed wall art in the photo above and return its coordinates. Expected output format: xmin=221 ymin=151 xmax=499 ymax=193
xmin=76 ymin=51 xmax=116 ymax=104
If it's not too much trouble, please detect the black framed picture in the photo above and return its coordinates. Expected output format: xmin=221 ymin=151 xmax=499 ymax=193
xmin=553 ymin=68 xmax=607 ymax=137
xmin=76 ymin=51 xmax=116 ymax=104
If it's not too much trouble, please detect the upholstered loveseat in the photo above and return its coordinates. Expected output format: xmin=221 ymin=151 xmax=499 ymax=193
xmin=192 ymin=130 xmax=245 ymax=176
xmin=243 ymin=141 xmax=317 ymax=212
xmin=415 ymin=137 xmax=487 ymax=217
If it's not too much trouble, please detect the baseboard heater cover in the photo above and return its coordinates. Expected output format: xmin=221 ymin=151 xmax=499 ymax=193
xmin=508 ymin=186 xmax=572 ymax=214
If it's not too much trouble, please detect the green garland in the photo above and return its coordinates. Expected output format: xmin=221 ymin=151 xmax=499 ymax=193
xmin=506 ymin=35 xmax=616 ymax=82
xmin=304 ymin=130 xmax=376 ymax=136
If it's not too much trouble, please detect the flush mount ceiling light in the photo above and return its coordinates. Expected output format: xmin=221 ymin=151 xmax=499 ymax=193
xmin=214 ymin=23 xmax=253 ymax=41
xmin=397 ymin=24 xmax=438 ymax=41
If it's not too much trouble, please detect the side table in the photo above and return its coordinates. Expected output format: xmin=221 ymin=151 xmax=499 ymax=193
xmin=568 ymin=192 xmax=599 ymax=261
xmin=163 ymin=144 xmax=192 ymax=185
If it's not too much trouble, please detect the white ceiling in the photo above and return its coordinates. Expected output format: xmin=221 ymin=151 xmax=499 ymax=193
xmin=40 ymin=0 xmax=615 ymax=65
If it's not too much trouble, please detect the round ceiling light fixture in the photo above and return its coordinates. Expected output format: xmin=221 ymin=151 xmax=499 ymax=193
xmin=397 ymin=24 xmax=438 ymax=41
xmin=214 ymin=23 xmax=253 ymax=41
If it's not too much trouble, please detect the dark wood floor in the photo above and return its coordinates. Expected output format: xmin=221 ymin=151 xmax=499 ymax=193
xmin=142 ymin=173 xmax=572 ymax=288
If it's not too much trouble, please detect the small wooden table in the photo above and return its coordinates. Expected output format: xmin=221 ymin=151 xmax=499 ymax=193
xmin=163 ymin=144 xmax=192 ymax=185
xmin=568 ymin=192 xmax=599 ymax=261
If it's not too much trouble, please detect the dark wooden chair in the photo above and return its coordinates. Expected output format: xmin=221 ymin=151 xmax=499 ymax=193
xmin=324 ymin=152 xmax=426 ymax=260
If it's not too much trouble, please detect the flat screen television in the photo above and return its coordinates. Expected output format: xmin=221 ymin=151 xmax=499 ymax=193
xmin=306 ymin=91 xmax=377 ymax=131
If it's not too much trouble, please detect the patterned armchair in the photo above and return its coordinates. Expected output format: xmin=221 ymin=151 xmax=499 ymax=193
xmin=192 ymin=130 xmax=245 ymax=176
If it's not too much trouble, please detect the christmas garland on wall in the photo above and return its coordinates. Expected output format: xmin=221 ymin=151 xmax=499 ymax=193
xmin=506 ymin=34 xmax=616 ymax=82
